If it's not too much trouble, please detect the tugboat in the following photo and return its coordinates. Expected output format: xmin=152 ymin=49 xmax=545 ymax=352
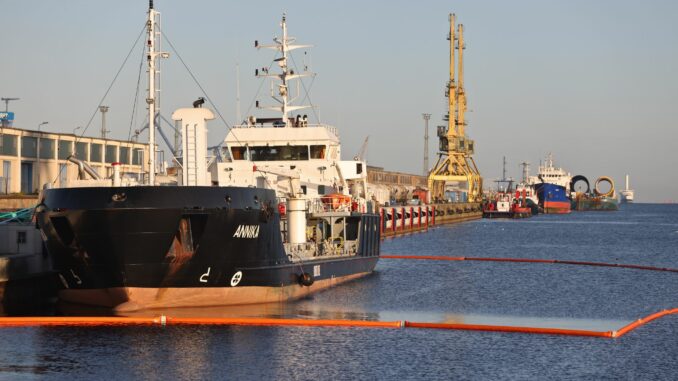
xmin=482 ymin=157 xmax=532 ymax=219
xmin=515 ymin=161 xmax=540 ymax=215
xmin=35 ymin=3 xmax=380 ymax=311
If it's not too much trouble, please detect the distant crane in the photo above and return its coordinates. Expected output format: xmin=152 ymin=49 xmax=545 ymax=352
xmin=427 ymin=14 xmax=482 ymax=202
xmin=354 ymin=136 xmax=369 ymax=161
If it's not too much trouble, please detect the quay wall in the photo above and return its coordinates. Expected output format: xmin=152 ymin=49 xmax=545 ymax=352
xmin=379 ymin=202 xmax=481 ymax=238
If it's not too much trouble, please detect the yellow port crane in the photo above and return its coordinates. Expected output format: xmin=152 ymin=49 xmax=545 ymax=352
xmin=427 ymin=14 xmax=482 ymax=202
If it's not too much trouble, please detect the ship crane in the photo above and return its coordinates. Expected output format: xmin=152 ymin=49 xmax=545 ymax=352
xmin=427 ymin=13 xmax=482 ymax=203
xmin=354 ymin=136 xmax=369 ymax=161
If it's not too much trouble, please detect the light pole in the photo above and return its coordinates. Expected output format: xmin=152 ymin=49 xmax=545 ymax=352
xmin=99 ymin=106 xmax=110 ymax=139
xmin=37 ymin=121 xmax=48 ymax=193
xmin=422 ymin=113 xmax=431 ymax=176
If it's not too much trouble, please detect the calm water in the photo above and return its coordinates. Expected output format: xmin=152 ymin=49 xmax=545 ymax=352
xmin=1 ymin=203 xmax=677 ymax=380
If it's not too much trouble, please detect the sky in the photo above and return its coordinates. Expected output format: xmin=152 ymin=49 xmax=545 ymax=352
xmin=2 ymin=0 xmax=677 ymax=202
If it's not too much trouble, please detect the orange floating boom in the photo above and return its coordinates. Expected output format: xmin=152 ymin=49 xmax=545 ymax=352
xmin=404 ymin=321 xmax=613 ymax=338
xmin=0 ymin=316 xmax=402 ymax=329
xmin=381 ymin=255 xmax=465 ymax=261
xmin=166 ymin=317 xmax=403 ymax=328
xmin=0 ymin=311 xmax=675 ymax=339
xmin=0 ymin=316 xmax=162 ymax=327
xmin=613 ymin=308 xmax=678 ymax=338
xmin=381 ymin=254 xmax=678 ymax=273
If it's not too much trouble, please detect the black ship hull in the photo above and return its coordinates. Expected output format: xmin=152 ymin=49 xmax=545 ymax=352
xmin=36 ymin=186 xmax=380 ymax=311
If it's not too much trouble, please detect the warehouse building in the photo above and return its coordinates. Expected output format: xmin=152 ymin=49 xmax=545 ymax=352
xmin=0 ymin=126 xmax=150 ymax=194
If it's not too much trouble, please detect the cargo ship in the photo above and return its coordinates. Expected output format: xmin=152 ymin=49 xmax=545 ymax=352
xmin=35 ymin=3 xmax=380 ymax=311
xmin=531 ymin=154 xmax=571 ymax=214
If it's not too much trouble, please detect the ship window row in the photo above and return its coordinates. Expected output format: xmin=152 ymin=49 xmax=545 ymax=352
xmin=231 ymin=145 xmax=326 ymax=161
xmin=0 ymin=135 xmax=143 ymax=165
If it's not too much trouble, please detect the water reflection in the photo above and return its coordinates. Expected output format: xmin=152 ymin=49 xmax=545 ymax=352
xmin=57 ymin=301 xmax=626 ymax=332
xmin=57 ymin=301 xmax=383 ymax=322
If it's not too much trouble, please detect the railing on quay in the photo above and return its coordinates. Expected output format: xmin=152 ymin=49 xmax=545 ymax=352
xmin=378 ymin=202 xmax=482 ymax=238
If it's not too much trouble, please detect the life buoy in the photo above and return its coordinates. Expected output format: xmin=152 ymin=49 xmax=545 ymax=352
xmin=321 ymin=193 xmax=352 ymax=210
xmin=298 ymin=272 xmax=314 ymax=287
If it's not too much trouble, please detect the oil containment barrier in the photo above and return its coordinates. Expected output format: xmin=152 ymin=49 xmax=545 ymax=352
xmin=0 ymin=316 xmax=402 ymax=329
xmin=0 ymin=310 xmax=676 ymax=339
xmin=380 ymin=254 xmax=678 ymax=273
xmin=0 ymin=255 xmax=675 ymax=338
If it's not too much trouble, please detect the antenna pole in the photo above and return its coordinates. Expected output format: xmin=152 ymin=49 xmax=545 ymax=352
xmin=502 ymin=156 xmax=507 ymax=181
xmin=281 ymin=14 xmax=289 ymax=126
xmin=236 ymin=63 xmax=242 ymax=124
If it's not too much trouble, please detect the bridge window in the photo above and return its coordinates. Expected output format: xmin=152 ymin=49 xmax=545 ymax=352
xmin=250 ymin=145 xmax=309 ymax=161
xmin=310 ymin=145 xmax=325 ymax=159
xmin=231 ymin=147 xmax=248 ymax=160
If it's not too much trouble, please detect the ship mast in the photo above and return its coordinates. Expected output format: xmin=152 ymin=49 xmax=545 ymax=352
xmin=254 ymin=14 xmax=312 ymax=127
xmin=147 ymin=1 xmax=157 ymax=185
xmin=145 ymin=0 xmax=170 ymax=184
xmin=520 ymin=161 xmax=530 ymax=183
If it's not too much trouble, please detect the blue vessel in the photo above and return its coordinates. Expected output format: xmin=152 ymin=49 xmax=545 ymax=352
xmin=528 ymin=154 xmax=572 ymax=214
xmin=534 ymin=183 xmax=571 ymax=214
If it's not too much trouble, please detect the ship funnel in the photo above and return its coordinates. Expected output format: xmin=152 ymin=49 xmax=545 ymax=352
xmin=172 ymin=107 xmax=215 ymax=186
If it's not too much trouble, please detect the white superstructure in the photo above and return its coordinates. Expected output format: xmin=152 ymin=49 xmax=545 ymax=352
xmin=529 ymin=153 xmax=572 ymax=191
xmin=620 ymin=174 xmax=635 ymax=203
xmin=213 ymin=14 xmax=367 ymax=204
